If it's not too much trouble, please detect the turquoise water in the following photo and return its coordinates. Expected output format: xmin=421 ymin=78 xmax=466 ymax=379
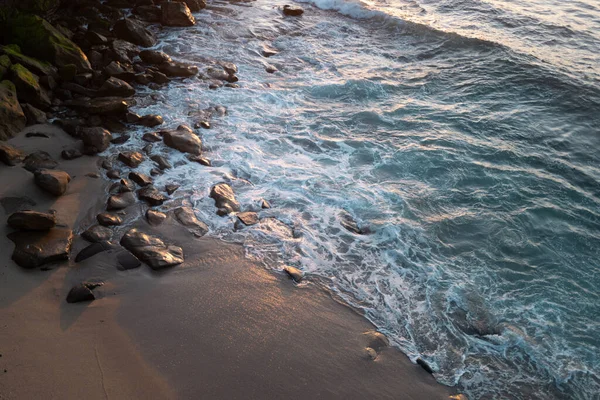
xmin=118 ymin=0 xmax=600 ymax=398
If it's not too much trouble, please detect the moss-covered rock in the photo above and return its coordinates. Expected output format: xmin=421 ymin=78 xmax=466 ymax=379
xmin=0 ymin=80 xmax=26 ymax=140
xmin=2 ymin=14 xmax=91 ymax=73
xmin=1 ymin=45 xmax=58 ymax=78
xmin=9 ymin=63 xmax=51 ymax=109
xmin=0 ymin=55 xmax=11 ymax=80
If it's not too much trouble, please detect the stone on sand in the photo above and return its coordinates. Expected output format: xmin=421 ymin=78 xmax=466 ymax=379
xmin=120 ymin=228 xmax=184 ymax=269
xmin=7 ymin=210 xmax=56 ymax=231
xmin=8 ymin=228 xmax=73 ymax=268
xmin=34 ymin=169 xmax=71 ymax=196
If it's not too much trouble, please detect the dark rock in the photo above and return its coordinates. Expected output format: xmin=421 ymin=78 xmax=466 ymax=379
xmin=25 ymin=132 xmax=49 ymax=138
xmin=112 ymin=39 xmax=140 ymax=64
xmin=133 ymin=5 xmax=162 ymax=23
xmin=0 ymin=81 xmax=26 ymax=140
xmin=61 ymin=82 xmax=97 ymax=97
xmin=80 ymin=127 xmax=113 ymax=154
xmin=137 ymin=186 xmax=167 ymax=206
xmin=112 ymin=18 xmax=157 ymax=47
xmin=150 ymin=168 xmax=161 ymax=176
xmin=159 ymin=61 xmax=198 ymax=77
xmin=125 ymin=112 xmax=141 ymax=123
xmin=150 ymin=154 xmax=172 ymax=170
xmin=129 ymin=172 xmax=152 ymax=186
xmin=187 ymin=155 xmax=211 ymax=166
xmin=138 ymin=114 xmax=163 ymax=127
xmin=209 ymin=183 xmax=240 ymax=215
xmin=73 ymin=73 xmax=92 ymax=86
xmin=208 ymin=81 xmax=222 ymax=90
xmin=150 ymin=71 xmax=170 ymax=84
xmin=139 ymin=50 xmax=172 ymax=65
xmin=101 ymin=159 xmax=113 ymax=170
xmin=23 ymin=151 xmax=57 ymax=172
xmin=86 ymin=172 xmax=100 ymax=179
xmin=135 ymin=73 xmax=152 ymax=85
xmin=107 ymin=191 xmax=136 ymax=210
xmin=114 ymin=178 xmax=136 ymax=193
xmin=283 ymin=5 xmax=304 ymax=16
xmin=174 ymin=207 xmax=208 ymax=237
xmin=161 ymin=1 xmax=196 ymax=27
xmin=7 ymin=210 xmax=56 ymax=231
xmin=66 ymin=97 xmax=128 ymax=115
xmin=224 ymin=83 xmax=239 ymax=89
xmin=106 ymin=169 xmax=120 ymax=179
xmin=146 ymin=209 xmax=167 ymax=225
xmin=82 ymin=225 xmax=112 ymax=243
xmin=10 ymin=64 xmax=51 ymax=109
xmin=34 ymin=169 xmax=71 ymax=196
xmin=0 ymin=142 xmax=25 ymax=166
xmin=66 ymin=282 xmax=100 ymax=303
xmin=196 ymin=120 xmax=210 ymax=129
xmin=8 ymin=228 xmax=73 ymax=268
xmin=120 ymin=228 xmax=184 ymax=269
xmin=111 ymin=134 xmax=130 ymax=144
xmin=163 ymin=125 xmax=202 ymax=154
xmin=61 ymin=149 xmax=82 ymax=160
xmin=142 ymin=132 xmax=161 ymax=142
xmin=417 ymin=358 xmax=434 ymax=374
xmin=116 ymin=250 xmax=141 ymax=270
xmin=97 ymin=213 xmax=123 ymax=226
xmin=261 ymin=199 xmax=271 ymax=209
xmin=363 ymin=331 xmax=389 ymax=353
xmin=22 ymin=104 xmax=47 ymax=125
xmin=265 ymin=65 xmax=278 ymax=74
xmin=1 ymin=44 xmax=58 ymax=79
xmin=98 ymin=76 xmax=135 ymax=97
xmin=59 ymin=64 xmax=77 ymax=81
xmin=85 ymin=31 xmax=108 ymax=45
xmin=143 ymin=144 xmax=154 ymax=154
xmin=184 ymin=0 xmax=206 ymax=12
xmin=118 ymin=151 xmax=144 ymax=167
xmin=165 ymin=184 xmax=179 ymax=195
xmin=75 ymin=241 xmax=111 ymax=262
xmin=283 ymin=265 xmax=303 ymax=283
xmin=236 ymin=211 xmax=259 ymax=226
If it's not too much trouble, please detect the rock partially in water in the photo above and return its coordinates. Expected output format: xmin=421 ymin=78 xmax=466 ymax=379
xmin=265 ymin=64 xmax=278 ymax=74
xmin=0 ymin=142 xmax=25 ymax=166
xmin=34 ymin=169 xmax=71 ymax=196
xmin=283 ymin=265 xmax=303 ymax=283
xmin=142 ymin=132 xmax=162 ymax=142
xmin=339 ymin=210 xmax=367 ymax=234
xmin=66 ymin=97 xmax=128 ymax=115
xmin=97 ymin=213 xmax=123 ymax=226
xmin=165 ymin=184 xmax=179 ymax=195
xmin=209 ymin=183 xmax=240 ymax=215
xmin=66 ymin=282 xmax=102 ymax=303
xmin=129 ymin=172 xmax=152 ymax=186
xmin=118 ymin=151 xmax=144 ymax=167
xmin=159 ymin=61 xmax=198 ymax=77
xmin=81 ymin=225 xmax=112 ymax=243
xmin=7 ymin=210 xmax=56 ymax=231
xmin=283 ymin=5 xmax=304 ymax=16
xmin=107 ymin=191 xmax=136 ymax=210
xmin=23 ymin=151 xmax=57 ymax=172
xmin=137 ymin=185 xmax=167 ymax=206
xmin=187 ymin=154 xmax=211 ymax=166
xmin=261 ymin=45 xmax=278 ymax=58
xmin=363 ymin=331 xmax=389 ymax=353
xmin=162 ymin=125 xmax=202 ymax=155
xmin=236 ymin=211 xmax=259 ymax=227
xmin=139 ymin=50 xmax=172 ymax=65
xmin=261 ymin=199 xmax=271 ymax=209
xmin=138 ymin=114 xmax=163 ymax=127
xmin=75 ymin=241 xmax=111 ymax=263
xmin=146 ymin=209 xmax=167 ymax=226
xmin=80 ymin=127 xmax=112 ymax=155
xmin=174 ymin=206 xmax=208 ymax=237
xmin=150 ymin=154 xmax=172 ymax=170
xmin=416 ymin=358 xmax=434 ymax=374
xmin=120 ymin=228 xmax=184 ymax=269
xmin=161 ymin=1 xmax=196 ymax=27
xmin=184 ymin=0 xmax=206 ymax=12
xmin=113 ymin=18 xmax=157 ymax=47
xmin=8 ymin=228 xmax=73 ymax=268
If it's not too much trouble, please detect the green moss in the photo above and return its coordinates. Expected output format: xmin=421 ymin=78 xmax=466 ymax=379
xmin=1 ymin=79 xmax=17 ymax=93
xmin=0 ymin=55 xmax=9 ymax=80
xmin=10 ymin=63 xmax=39 ymax=89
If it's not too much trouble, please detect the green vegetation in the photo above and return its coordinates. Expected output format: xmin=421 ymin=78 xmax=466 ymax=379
xmin=10 ymin=63 xmax=39 ymax=89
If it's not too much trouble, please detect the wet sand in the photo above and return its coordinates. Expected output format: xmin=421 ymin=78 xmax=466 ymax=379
xmin=0 ymin=125 xmax=455 ymax=399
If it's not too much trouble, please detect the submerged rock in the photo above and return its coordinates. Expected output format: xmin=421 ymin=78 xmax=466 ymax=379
xmin=34 ymin=169 xmax=71 ymax=196
xmin=8 ymin=228 xmax=73 ymax=268
xmin=113 ymin=18 xmax=157 ymax=47
xmin=0 ymin=142 xmax=25 ymax=166
xmin=81 ymin=225 xmax=113 ymax=243
xmin=0 ymin=80 xmax=26 ymax=140
xmin=162 ymin=125 xmax=202 ymax=155
xmin=161 ymin=1 xmax=196 ymax=27
xmin=174 ymin=207 xmax=208 ymax=237
xmin=209 ymin=183 xmax=240 ymax=215
xmin=120 ymin=228 xmax=184 ymax=269
xmin=7 ymin=210 xmax=56 ymax=231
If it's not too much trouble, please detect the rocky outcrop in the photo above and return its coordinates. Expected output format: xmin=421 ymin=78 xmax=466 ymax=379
xmin=174 ymin=206 xmax=209 ymax=237
xmin=209 ymin=183 xmax=241 ymax=215
xmin=10 ymin=63 xmax=51 ymax=109
xmin=7 ymin=210 xmax=56 ymax=231
xmin=34 ymin=169 xmax=71 ymax=196
xmin=120 ymin=228 xmax=184 ymax=270
xmin=0 ymin=142 xmax=25 ymax=166
xmin=0 ymin=80 xmax=26 ymax=140
xmin=80 ymin=127 xmax=112 ymax=154
xmin=8 ymin=228 xmax=73 ymax=268
xmin=112 ymin=18 xmax=157 ymax=48
xmin=162 ymin=125 xmax=202 ymax=154
xmin=1 ymin=45 xmax=58 ymax=79
xmin=161 ymin=2 xmax=196 ymax=27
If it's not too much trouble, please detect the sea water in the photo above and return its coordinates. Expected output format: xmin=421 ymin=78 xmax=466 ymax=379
xmin=112 ymin=0 xmax=600 ymax=398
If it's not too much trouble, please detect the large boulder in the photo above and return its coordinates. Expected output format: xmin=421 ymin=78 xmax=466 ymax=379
xmin=7 ymin=228 xmax=73 ymax=268
xmin=0 ymin=142 xmax=25 ymax=165
xmin=0 ymin=80 xmax=26 ymax=140
xmin=1 ymin=15 xmax=91 ymax=73
xmin=9 ymin=64 xmax=51 ymax=109
xmin=79 ymin=127 xmax=112 ymax=154
xmin=162 ymin=125 xmax=202 ymax=155
xmin=120 ymin=228 xmax=184 ymax=270
xmin=209 ymin=183 xmax=241 ymax=215
xmin=98 ymin=76 xmax=135 ymax=97
xmin=161 ymin=2 xmax=196 ymax=27
xmin=7 ymin=210 xmax=56 ymax=231
xmin=34 ymin=169 xmax=71 ymax=196
xmin=112 ymin=18 xmax=157 ymax=48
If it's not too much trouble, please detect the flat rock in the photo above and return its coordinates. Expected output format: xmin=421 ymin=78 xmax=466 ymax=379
xmin=162 ymin=125 xmax=202 ymax=155
xmin=97 ymin=213 xmax=123 ymax=226
xmin=34 ymin=169 xmax=71 ymax=196
xmin=0 ymin=142 xmax=25 ymax=166
xmin=210 ymin=183 xmax=240 ymax=215
xmin=118 ymin=151 xmax=144 ymax=167
xmin=161 ymin=1 xmax=196 ymax=27
xmin=174 ymin=206 xmax=208 ymax=237
xmin=146 ymin=209 xmax=167 ymax=225
xmin=236 ymin=211 xmax=259 ymax=226
xmin=107 ymin=191 xmax=136 ymax=210
xmin=80 ymin=127 xmax=112 ymax=154
xmin=8 ymin=228 xmax=73 ymax=268
xmin=7 ymin=210 xmax=56 ymax=231
xmin=23 ymin=151 xmax=57 ymax=172
xmin=129 ymin=172 xmax=152 ymax=186
xmin=283 ymin=265 xmax=303 ymax=283
xmin=81 ymin=225 xmax=112 ymax=242
xmin=113 ymin=18 xmax=157 ymax=47
xmin=137 ymin=185 xmax=167 ymax=206
xmin=120 ymin=228 xmax=184 ymax=269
